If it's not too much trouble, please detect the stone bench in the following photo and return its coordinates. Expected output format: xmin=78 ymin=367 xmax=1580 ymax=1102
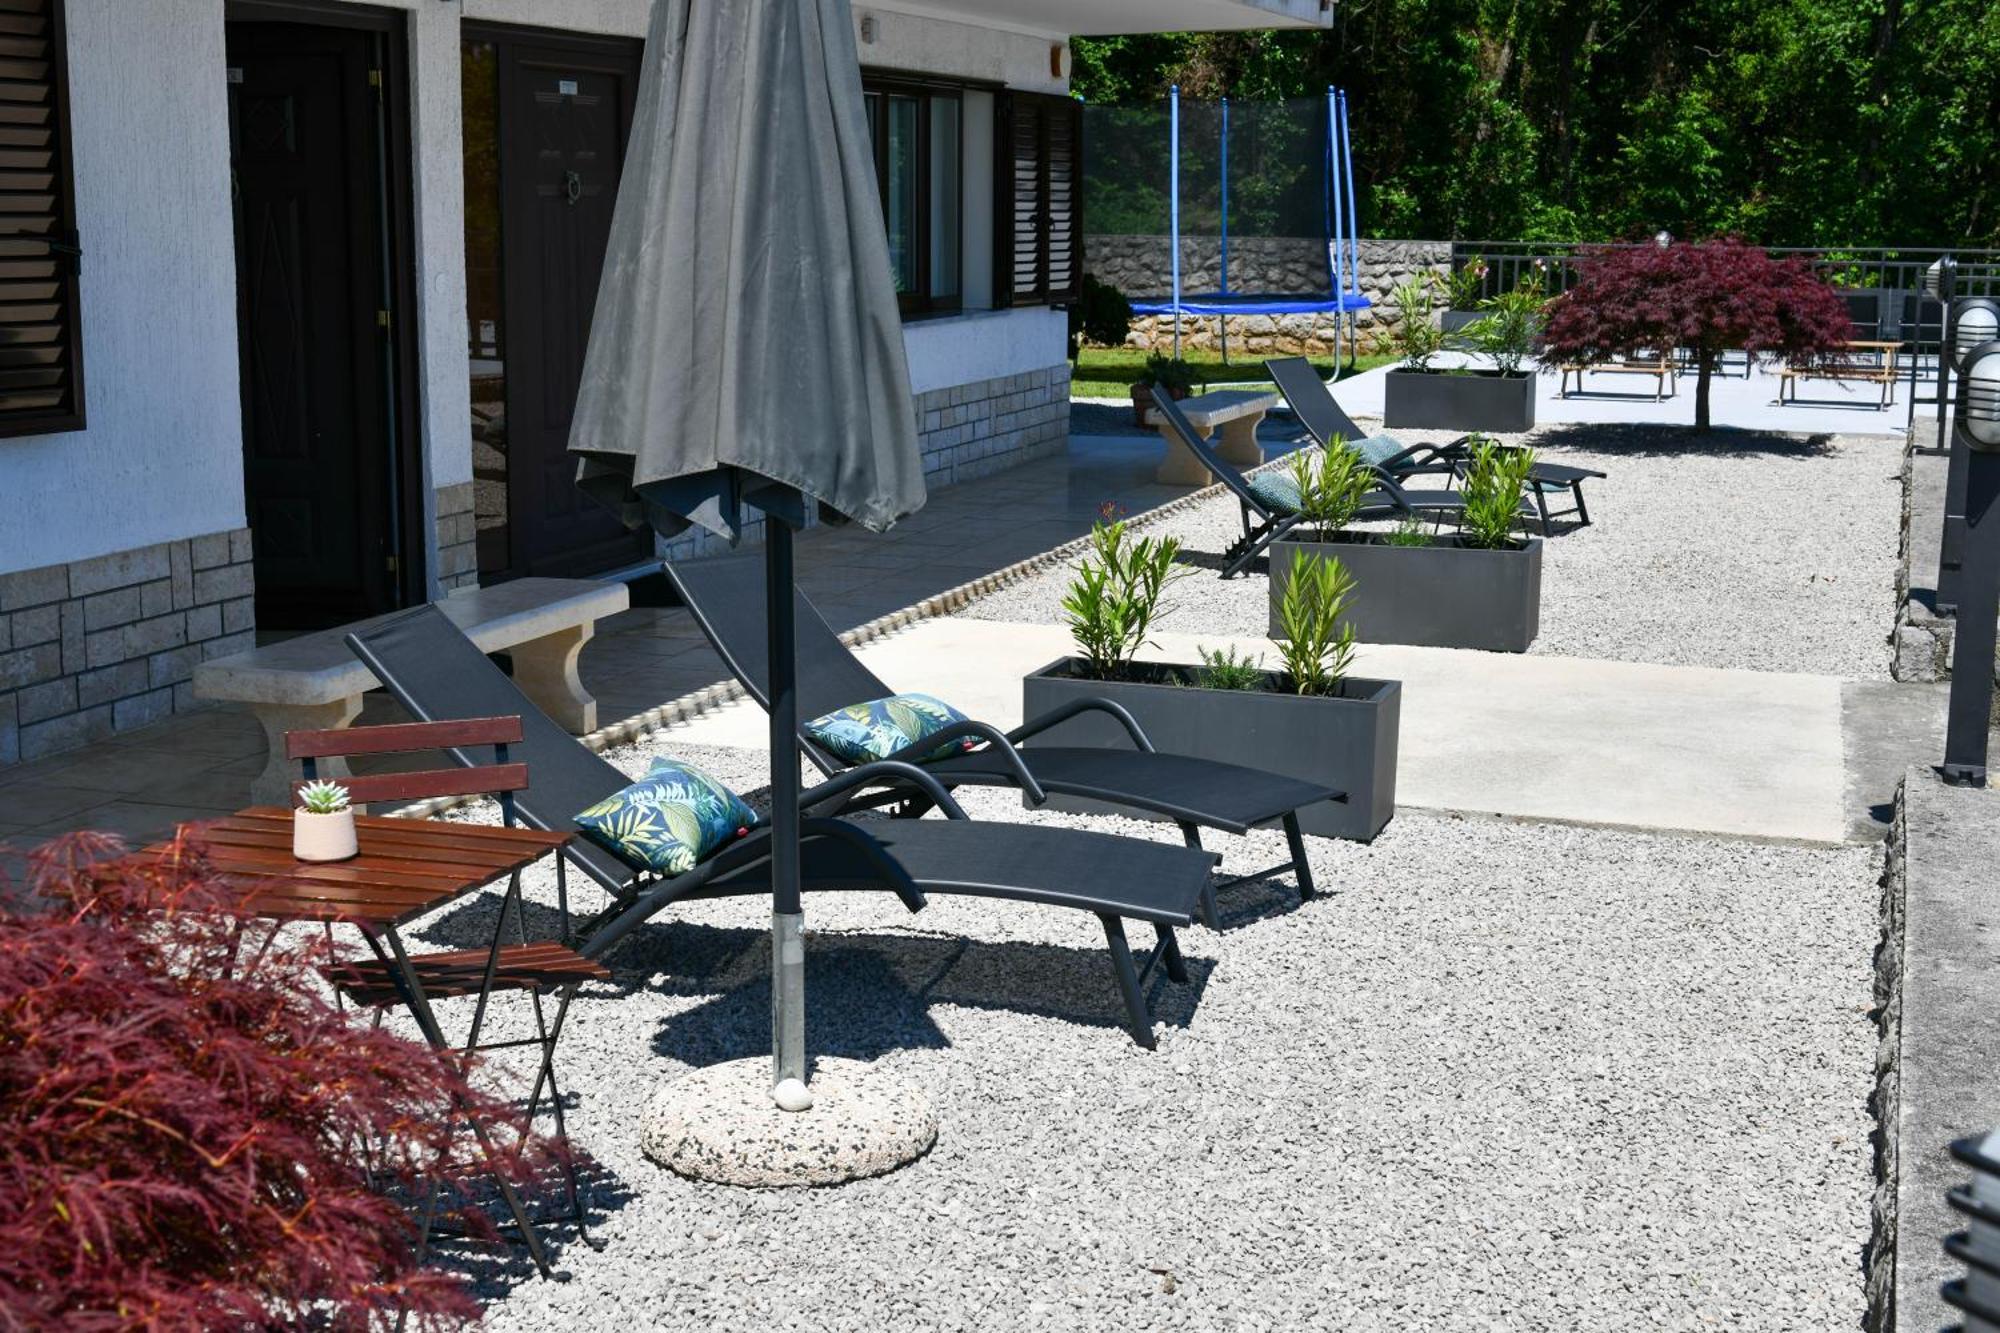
xmin=194 ymin=577 xmax=629 ymax=803
xmin=1146 ymin=388 xmax=1280 ymax=486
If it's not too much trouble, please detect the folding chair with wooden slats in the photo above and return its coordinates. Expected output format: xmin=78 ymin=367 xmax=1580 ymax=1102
xmin=284 ymin=716 xmax=603 ymax=1276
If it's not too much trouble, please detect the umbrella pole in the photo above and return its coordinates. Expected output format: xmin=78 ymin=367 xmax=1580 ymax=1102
xmin=766 ymin=514 xmax=807 ymax=1090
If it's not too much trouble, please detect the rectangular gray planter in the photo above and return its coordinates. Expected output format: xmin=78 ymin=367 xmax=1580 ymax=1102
xmin=1021 ymin=657 xmax=1399 ymax=842
xmin=1270 ymin=535 xmax=1542 ymax=652
xmin=1383 ymin=367 xmax=1536 ymax=433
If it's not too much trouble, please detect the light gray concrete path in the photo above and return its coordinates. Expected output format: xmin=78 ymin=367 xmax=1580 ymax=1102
xmin=1330 ymin=352 xmax=1922 ymax=438
xmin=659 ymin=616 xmax=1862 ymax=845
xmin=1890 ymin=767 xmax=2000 ymax=1333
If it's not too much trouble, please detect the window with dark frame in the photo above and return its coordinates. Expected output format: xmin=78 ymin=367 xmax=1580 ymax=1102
xmin=0 ymin=0 xmax=83 ymax=437
xmin=861 ymin=74 xmax=962 ymax=318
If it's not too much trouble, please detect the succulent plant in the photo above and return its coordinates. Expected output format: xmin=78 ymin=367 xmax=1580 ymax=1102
xmin=297 ymin=780 xmax=351 ymax=815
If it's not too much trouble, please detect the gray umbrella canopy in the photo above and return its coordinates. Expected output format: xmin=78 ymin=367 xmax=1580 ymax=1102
xmin=568 ymin=0 xmax=924 ymax=539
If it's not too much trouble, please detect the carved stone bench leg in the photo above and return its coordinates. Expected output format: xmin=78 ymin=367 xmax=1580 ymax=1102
xmin=510 ymin=624 xmax=597 ymax=735
xmin=1155 ymin=421 xmax=1218 ymax=486
xmin=250 ymin=695 xmax=362 ymax=806
xmin=1216 ymin=410 xmax=1267 ymax=467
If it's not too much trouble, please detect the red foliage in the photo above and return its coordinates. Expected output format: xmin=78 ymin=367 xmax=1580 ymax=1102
xmin=0 ymin=832 xmax=556 ymax=1330
xmin=1539 ymin=237 xmax=1855 ymax=429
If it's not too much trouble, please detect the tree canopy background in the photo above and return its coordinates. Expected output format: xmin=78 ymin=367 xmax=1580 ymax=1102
xmin=1072 ymin=1 xmax=1998 ymax=247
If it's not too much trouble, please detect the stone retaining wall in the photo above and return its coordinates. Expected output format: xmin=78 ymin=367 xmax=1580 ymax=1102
xmin=1084 ymin=235 xmax=1453 ymax=357
xmin=0 ymin=529 xmax=257 ymax=764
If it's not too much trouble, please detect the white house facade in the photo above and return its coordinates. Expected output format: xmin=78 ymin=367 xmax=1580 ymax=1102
xmin=0 ymin=0 xmax=1325 ymax=767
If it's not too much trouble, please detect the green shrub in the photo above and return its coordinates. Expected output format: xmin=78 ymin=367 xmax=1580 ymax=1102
xmin=1070 ymin=274 xmax=1133 ymax=358
xmin=1141 ymin=351 xmax=1200 ymax=396
xmin=1460 ymin=438 xmax=1535 ymax=549
xmin=1391 ymin=277 xmax=1445 ymax=371
xmin=1288 ymin=438 xmax=1375 ymax=535
xmin=1062 ymin=518 xmax=1191 ymax=680
xmin=1461 ymin=273 xmax=1546 ymax=376
xmin=1192 ymin=644 xmax=1265 ymax=691
xmin=1275 ymin=552 xmax=1359 ymax=697
xmin=1387 ymin=516 xmax=1432 ymax=547
xmin=1439 ymin=255 xmax=1487 ymax=310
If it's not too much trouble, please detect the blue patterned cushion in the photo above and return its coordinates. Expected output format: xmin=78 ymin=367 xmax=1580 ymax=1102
xmin=574 ymin=757 xmax=756 ymax=875
xmin=1351 ymin=434 xmax=1407 ymax=468
xmin=803 ymin=692 xmax=973 ymax=766
xmin=1247 ymin=469 xmax=1304 ymax=515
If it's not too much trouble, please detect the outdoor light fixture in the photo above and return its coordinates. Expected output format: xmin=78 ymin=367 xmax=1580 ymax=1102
xmin=1938 ymin=297 xmax=2000 ymax=611
xmin=1944 ymin=1130 xmax=2000 ymax=1331
xmin=1939 ymin=337 xmax=2000 ymax=783
xmin=1654 ymin=230 xmax=1672 ymax=248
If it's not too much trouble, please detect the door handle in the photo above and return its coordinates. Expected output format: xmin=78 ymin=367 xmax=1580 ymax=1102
xmin=563 ymin=170 xmax=582 ymax=205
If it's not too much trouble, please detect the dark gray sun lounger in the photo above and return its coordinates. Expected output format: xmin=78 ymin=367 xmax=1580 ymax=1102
xmin=345 ymin=604 xmax=1218 ymax=1046
xmin=1150 ymin=386 xmax=1472 ymax=578
xmin=665 ymin=552 xmax=1340 ymax=924
xmin=1265 ymin=356 xmax=1605 ymax=535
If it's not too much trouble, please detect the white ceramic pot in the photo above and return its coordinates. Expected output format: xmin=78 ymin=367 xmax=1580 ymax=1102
xmin=293 ymin=808 xmax=358 ymax=862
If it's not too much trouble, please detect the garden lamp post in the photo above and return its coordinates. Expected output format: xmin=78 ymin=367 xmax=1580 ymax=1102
xmin=1926 ymin=257 xmax=1957 ymax=452
xmin=1939 ymin=336 xmax=2000 ymax=784
xmin=1936 ymin=297 xmax=2000 ymax=612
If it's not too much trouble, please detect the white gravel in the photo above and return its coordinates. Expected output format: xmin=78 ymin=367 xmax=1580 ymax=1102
xmin=398 ymin=737 xmax=1880 ymax=1332
xmin=967 ymin=421 xmax=1905 ymax=678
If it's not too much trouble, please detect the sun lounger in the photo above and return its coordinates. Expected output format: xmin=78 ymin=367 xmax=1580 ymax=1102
xmin=344 ymin=605 xmax=1221 ymax=1047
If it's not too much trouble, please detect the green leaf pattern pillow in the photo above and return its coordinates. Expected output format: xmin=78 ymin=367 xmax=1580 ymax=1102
xmin=574 ymin=757 xmax=756 ymax=875
xmin=1247 ymin=469 xmax=1304 ymax=515
xmin=803 ymin=692 xmax=973 ymax=766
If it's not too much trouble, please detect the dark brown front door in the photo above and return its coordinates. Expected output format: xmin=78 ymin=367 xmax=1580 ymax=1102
xmin=463 ymin=26 xmax=648 ymax=582
xmin=228 ymin=15 xmax=413 ymax=629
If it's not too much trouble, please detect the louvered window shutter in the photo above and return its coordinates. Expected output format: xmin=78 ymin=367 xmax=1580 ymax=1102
xmin=994 ymin=91 xmax=1081 ymax=308
xmin=0 ymin=0 xmax=81 ymax=436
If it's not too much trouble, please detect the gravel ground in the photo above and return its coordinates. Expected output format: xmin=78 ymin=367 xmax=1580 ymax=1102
xmin=967 ymin=420 xmax=1905 ymax=678
xmin=403 ymin=737 xmax=1880 ymax=1332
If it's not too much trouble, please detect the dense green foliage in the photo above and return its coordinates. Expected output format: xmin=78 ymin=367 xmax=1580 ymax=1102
xmin=1074 ymin=3 xmax=1999 ymax=246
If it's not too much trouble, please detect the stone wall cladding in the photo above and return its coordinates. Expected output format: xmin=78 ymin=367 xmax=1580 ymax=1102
xmin=0 ymin=529 xmax=257 ymax=765
xmin=656 ymin=365 xmax=1073 ymax=562
xmin=1084 ymin=235 xmax=1453 ymax=357
xmin=435 ymin=481 xmax=477 ymax=593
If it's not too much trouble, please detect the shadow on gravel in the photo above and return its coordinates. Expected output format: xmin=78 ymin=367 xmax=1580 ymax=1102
xmin=433 ymin=1156 xmax=638 ymax=1301
xmin=1527 ymin=422 xmax=1840 ymax=458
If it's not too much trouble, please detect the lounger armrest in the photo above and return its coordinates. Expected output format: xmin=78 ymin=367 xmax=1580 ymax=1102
xmin=802 ymin=759 xmax=975 ymax=821
xmin=799 ymin=818 xmax=927 ymax=912
xmin=875 ymin=720 xmax=1048 ymax=805
xmin=1008 ymin=697 xmax=1157 ymax=753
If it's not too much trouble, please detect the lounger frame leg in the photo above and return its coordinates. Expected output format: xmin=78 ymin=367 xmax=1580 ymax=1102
xmin=1178 ymin=821 xmax=1221 ymax=929
xmin=1098 ymin=913 xmax=1156 ymax=1049
xmin=1283 ymin=812 xmax=1317 ymax=899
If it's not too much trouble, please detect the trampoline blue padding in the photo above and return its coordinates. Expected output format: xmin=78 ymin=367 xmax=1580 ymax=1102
xmin=1131 ymin=292 xmax=1374 ymax=317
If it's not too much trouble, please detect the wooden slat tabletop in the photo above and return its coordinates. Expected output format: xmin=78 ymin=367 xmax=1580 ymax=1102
xmin=128 ymin=807 xmax=572 ymax=928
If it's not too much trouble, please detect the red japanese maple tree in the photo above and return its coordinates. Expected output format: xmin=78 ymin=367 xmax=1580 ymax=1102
xmin=0 ymin=832 xmax=564 ymax=1330
xmin=1539 ymin=238 xmax=1854 ymax=430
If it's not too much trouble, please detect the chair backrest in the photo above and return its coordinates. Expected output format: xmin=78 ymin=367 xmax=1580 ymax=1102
xmin=665 ymin=553 xmax=896 ymax=729
xmin=1145 ymin=387 xmax=1274 ymax=516
xmin=286 ymin=716 xmax=527 ymax=818
xmin=1265 ymin=356 xmax=1370 ymax=450
xmin=343 ymin=604 xmax=639 ymax=894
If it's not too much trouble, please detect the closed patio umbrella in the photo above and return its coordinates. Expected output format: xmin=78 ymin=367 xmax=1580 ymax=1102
xmin=568 ymin=0 xmax=925 ymax=1094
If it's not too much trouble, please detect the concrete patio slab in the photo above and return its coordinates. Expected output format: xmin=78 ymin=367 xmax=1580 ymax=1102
xmin=1327 ymin=353 xmax=1924 ymax=438
xmin=659 ymin=616 xmax=1853 ymax=845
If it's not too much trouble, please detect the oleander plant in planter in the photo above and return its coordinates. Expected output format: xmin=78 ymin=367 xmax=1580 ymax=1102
xmin=1384 ymin=272 xmax=1544 ymax=433
xmin=1129 ymin=351 xmax=1200 ymax=428
xmin=1021 ymin=516 xmax=1400 ymax=841
xmin=1268 ymin=436 xmax=1544 ymax=652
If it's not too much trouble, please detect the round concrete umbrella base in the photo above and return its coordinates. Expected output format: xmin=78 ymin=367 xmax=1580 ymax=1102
xmin=641 ymin=1057 xmax=936 ymax=1188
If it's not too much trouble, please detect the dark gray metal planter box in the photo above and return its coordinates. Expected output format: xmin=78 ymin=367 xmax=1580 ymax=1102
xmin=1270 ymin=535 xmax=1542 ymax=652
xmin=1439 ymin=309 xmax=1484 ymax=334
xmin=1021 ymin=657 xmax=1399 ymax=842
xmin=1383 ymin=368 xmax=1536 ymax=433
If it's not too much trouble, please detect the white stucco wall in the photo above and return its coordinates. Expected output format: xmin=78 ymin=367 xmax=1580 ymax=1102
xmin=904 ymin=308 xmax=1067 ymax=394
xmin=0 ymin=0 xmax=240 ymax=574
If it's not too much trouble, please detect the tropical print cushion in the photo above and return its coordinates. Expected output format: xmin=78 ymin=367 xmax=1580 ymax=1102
xmin=1247 ymin=468 xmax=1304 ymax=515
xmin=573 ymin=757 xmax=756 ymax=875
xmin=1352 ymin=434 xmax=1408 ymax=469
xmin=803 ymin=692 xmax=973 ymax=766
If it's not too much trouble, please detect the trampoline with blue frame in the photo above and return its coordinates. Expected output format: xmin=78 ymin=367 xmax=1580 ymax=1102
xmin=1083 ymin=87 xmax=1371 ymax=363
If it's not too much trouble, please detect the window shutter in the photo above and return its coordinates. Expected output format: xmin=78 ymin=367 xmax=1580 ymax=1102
xmin=994 ymin=91 xmax=1081 ymax=308
xmin=0 ymin=0 xmax=81 ymax=436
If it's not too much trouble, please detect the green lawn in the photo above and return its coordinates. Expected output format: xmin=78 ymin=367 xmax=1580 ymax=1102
xmin=1069 ymin=346 xmax=1394 ymax=400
